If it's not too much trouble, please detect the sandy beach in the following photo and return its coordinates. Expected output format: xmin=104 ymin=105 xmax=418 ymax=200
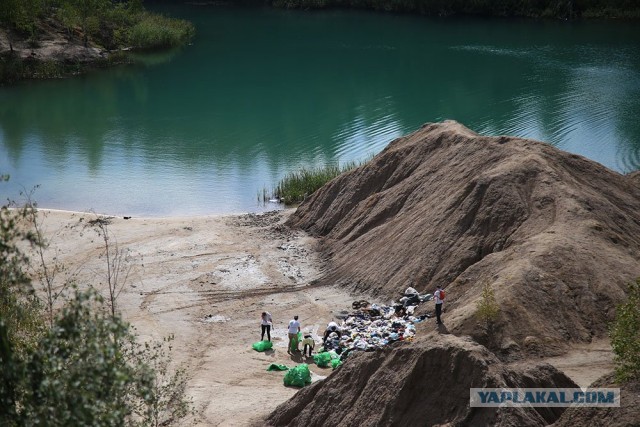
xmin=29 ymin=208 xmax=361 ymax=426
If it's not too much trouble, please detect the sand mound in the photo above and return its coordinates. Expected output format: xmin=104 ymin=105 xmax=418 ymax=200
xmin=553 ymin=374 xmax=640 ymax=427
xmin=265 ymin=334 xmax=577 ymax=427
xmin=287 ymin=121 xmax=640 ymax=355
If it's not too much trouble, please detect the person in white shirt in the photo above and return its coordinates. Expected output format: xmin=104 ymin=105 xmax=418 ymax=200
xmin=434 ymin=285 xmax=445 ymax=324
xmin=287 ymin=315 xmax=301 ymax=354
xmin=260 ymin=311 xmax=273 ymax=341
xmin=323 ymin=321 xmax=342 ymax=343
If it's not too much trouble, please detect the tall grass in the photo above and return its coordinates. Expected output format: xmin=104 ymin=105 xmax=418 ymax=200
xmin=269 ymin=158 xmax=370 ymax=205
xmin=128 ymin=13 xmax=195 ymax=50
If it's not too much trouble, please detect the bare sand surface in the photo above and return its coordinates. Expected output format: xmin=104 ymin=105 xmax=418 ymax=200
xmin=532 ymin=339 xmax=614 ymax=388
xmin=29 ymin=207 xmax=615 ymax=426
xmin=507 ymin=339 xmax=614 ymax=388
xmin=29 ymin=208 xmax=362 ymax=426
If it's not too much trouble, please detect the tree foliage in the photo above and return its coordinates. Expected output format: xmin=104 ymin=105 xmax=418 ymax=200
xmin=0 ymin=175 xmax=44 ymax=358
xmin=476 ymin=282 xmax=500 ymax=328
xmin=0 ymin=0 xmax=43 ymax=38
xmin=610 ymin=278 xmax=640 ymax=383
xmin=16 ymin=288 xmax=145 ymax=426
xmin=0 ymin=0 xmax=194 ymax=54
xmin=0 ymin=177 xmax=194 ymax=426
xmin=270 ymin=0 xmax=640 ymax=19
xmin=0 ymin=176 xmax=46 ymax=424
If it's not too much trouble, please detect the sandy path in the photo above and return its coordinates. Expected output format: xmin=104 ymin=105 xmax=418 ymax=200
xmin=29 ymin=208 xmax=362 ymax=426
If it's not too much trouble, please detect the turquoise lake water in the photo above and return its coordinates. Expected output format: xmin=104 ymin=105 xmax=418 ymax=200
xmin=1 ymin=5 xmax=639 ymax=216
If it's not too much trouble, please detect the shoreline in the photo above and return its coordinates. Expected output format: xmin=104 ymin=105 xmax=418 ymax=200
xmin=35 ymin=206 xmax=285 ymax=221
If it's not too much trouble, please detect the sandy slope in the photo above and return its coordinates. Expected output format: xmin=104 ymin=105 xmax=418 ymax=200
xmin=288 ymin=121 xmax=640 ymax=358
xmin=28 ymin=208 xmax=360 ymax=426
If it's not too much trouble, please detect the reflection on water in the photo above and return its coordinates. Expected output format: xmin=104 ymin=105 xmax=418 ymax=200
xmin=1 ymin=7 xmax=639 ymax=216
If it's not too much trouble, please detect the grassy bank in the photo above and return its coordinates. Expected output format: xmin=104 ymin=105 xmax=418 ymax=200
xmin=270 ymin=0 xmax=640 ymax=19
xmin=0 ymin=0 xmax=194 ymax=84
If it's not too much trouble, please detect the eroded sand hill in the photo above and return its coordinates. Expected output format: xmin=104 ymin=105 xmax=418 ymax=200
xmin=287 ymin=120 xmax=640 ymax=357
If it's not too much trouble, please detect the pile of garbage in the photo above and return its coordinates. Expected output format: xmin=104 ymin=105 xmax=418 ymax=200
xmin=261 ymin=287 xmax=434 ymax=388
xmin=322 ymin=287 xmax=432 ymax=357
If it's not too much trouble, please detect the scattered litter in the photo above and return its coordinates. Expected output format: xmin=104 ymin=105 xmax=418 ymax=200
xmin=203 ymin=314 xmax=229 ymax=323
xmin=352 ymin=300 xmax=370 ymax=309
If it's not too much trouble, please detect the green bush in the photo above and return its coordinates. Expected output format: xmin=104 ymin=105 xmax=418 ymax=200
xmin=0 ymin=176 xmax=44 ymax=359
xmin=15 ymin=288 xmax=141 ymax=425
xmin=610 ymin=278 xmax=640 ymax=383
xmin=127 ymin=12 xmax=195 ymax=50
xmin=476 ymin=282 xmax=499 ymax=327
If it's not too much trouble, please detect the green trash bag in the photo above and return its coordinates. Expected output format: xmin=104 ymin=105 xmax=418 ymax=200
xmin=290 ymin=331 xmax=303 ymax=352
xmin=283 ymin=364 xmax=312 ymax=387
xmin=330 ymin=359 xmax=342 ymax=369
xmin=267 ymin=363 xmax=290 ymax=371
xmin=313 ymin=352 xmax=332 ymax=368
xmin=252 ymin=340 xmax=273 ymax=352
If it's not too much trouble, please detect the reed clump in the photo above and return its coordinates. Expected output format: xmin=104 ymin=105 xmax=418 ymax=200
xmin=128 ymin=13 xmax=195 ymax=50
xmin=270 ymin=158 xmax=368 ymax=205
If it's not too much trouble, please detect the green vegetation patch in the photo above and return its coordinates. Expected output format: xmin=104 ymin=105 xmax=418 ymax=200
xmin=0 ymin=0 xmax=195 ymax=84
xmin=610 ymin=278 xmax=640 ymax=383
xmin=128 ymin=12 xmax=195 ymax=50
xmin=270 ymin=0 xmax=640 ymax=19
xmin=0 ymin=176 xmax=194 ymax=425
xmin=270 ymin=158 xmax=370 ymax=205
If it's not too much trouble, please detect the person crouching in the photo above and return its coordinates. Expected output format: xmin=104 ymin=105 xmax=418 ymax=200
xmin=323 ymin=321 xmax=342 ymax=344
xmin=301 ymin=334 xmax=315 ymax=357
